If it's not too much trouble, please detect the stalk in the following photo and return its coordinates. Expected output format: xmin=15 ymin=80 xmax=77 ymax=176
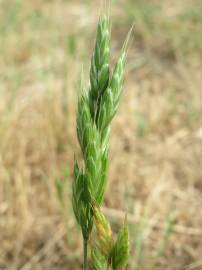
xmin=83 ymin=238 xmax=88 ymax=270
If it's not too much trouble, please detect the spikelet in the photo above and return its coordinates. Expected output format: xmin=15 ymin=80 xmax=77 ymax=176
xmin=92 ymin=247 xmax=113 ymax=270
xmin=111 ymin=220 xmax=130 ymax=270
xmin=98 ymin=51 xmax=126 ymax=133
xmin=89 ymin=16 xmax=110 ymax=121
xmin=72 ymin=161 xmax=93 ymax=239
xmin=93 ymin=206 xmax=114 ymax=256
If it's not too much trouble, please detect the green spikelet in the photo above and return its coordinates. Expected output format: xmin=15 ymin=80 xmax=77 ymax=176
xmin=72 ymin=161 xmax=93 ymax=239
xmin=98 ymin=51 xmax=126 ymax=133
xmin=92 ymin=247 xmax=113 ymax=270
xmin=93 ymin=206 xmax=114 ymax=256
xmin=89 ymin=16 xmax=110 ymax=121
xmin=111 ymin=221 xmax=130 ymax=270
xmin=76 ymin=91 xmax=92 ymax=156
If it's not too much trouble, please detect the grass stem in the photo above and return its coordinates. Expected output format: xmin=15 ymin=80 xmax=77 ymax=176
xmin=83 ymin=238 xmax=88 ymax=270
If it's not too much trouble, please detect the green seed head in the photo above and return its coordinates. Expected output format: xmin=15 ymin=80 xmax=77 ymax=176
xmin=72 ymin=14 xmax=129 ymax=250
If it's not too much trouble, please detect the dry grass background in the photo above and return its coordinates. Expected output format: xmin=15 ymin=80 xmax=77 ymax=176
xmin=0 ymin=0 xmax=202 ymax=269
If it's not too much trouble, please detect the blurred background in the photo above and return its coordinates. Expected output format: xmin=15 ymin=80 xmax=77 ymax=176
xmin=0 ymin=0 xmax=202 ymax=269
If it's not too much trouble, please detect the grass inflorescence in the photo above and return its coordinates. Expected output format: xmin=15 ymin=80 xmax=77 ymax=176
xmin=72 ymin=15 xmax=130 ymax=270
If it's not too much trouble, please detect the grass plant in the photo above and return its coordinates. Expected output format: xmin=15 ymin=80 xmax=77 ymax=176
xmin=72 ymin=15 xmax=129 ymax=270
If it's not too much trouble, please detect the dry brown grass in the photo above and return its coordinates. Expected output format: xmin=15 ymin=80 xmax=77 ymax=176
xmin=0 ymin=0 xmax=202 ymax=269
